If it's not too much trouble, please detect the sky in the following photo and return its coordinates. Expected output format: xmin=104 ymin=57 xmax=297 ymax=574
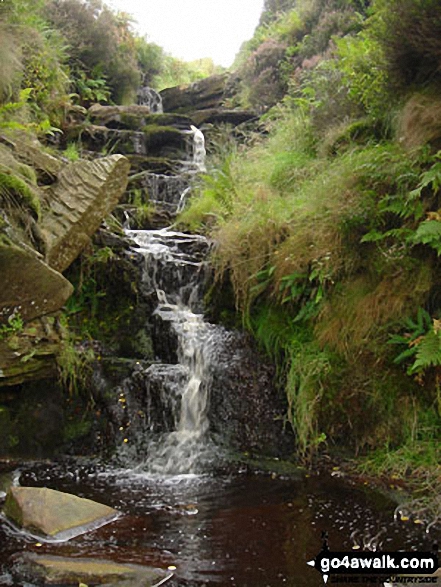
xmin=106 ymin=0 xmax=265 ymax=68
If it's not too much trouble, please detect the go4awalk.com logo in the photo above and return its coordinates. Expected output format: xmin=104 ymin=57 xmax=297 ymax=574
xmin=307 ymin=533 xmax=439 ymax=584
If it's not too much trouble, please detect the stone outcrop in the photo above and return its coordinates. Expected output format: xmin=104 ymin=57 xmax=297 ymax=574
xmin=41 ymin=154 xmax=130 ymax=272
xmin=0 ymin=315 xmax=63 ymax=387
xmin=11 ymin=553 xmax=173 ymax=587
xmin=191 ymin=108 xmax=258 ymax=127
xmin=4 ymin=486 xmax=119 ymax=538
xmin=160 ymin=73 xmax=229 ymax=114
xmin=159 ymin=74 xmax=258 ymax=128
xmin=88 ymin=104 xmax=193 ymax=131
xmin=208 ymin=332 xmax=294 ymax=456
xmin=67 ymin=110 xmax=194 ymax=162
xmin=0 ymin=237 xmax=73 ymax=324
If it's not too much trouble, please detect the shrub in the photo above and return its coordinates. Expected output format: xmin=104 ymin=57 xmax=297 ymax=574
xmin=372 ymin=0 xmax=441 ymax=92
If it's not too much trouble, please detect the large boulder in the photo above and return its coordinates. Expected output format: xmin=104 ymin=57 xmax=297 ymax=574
xmin=41 ymin=155 xmax=130 ymax=272
xmin=4 ymin=486 xmax=120 ymax=539
xmin=160 ymin=73 xmax=229 ymax=114
xmin=0 ymin=237 xmax=73 ymax=324
xmin=11 ymin=553 xmax=173 ymax=587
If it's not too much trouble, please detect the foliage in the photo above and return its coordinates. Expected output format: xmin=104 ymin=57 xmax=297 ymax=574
xmin=0 ymin=168 xmax=41 ymax=220
xmin=286 ymin=341 xmax=330 ymax=459
xmin=57 ymin=316 xmax=95 ymax=396
xmin=371 ymin=0 xmax=441 ymax=92
xmin=152 ymin=56 xmax=224 ymax=92
xmin=0 ymin=24 xmax=23 ymax=103
xmin=0 ymin=312 xmax=24 ymax=340
xmin=390 ymin=308 xmax=441 ymax=379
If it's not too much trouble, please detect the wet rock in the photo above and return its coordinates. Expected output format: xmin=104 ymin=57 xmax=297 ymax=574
xmin=0 ymin=237 xmax=73 ymax=324
xmin=102 ymin=364 xmax=187 ymax=445
xmin=208 ymin=331 xmax=295 ymax=457
xmin=125 ymin=155 xmax=177 ymax=175
xmin=41 ymin=154 xmax=130 ymax=272
xmin=4 ymin=486 xmax=119 ymax=538
xmin=68 ymin=125 xmax=187 ymax=159
xmin=10 ymin=553 xmax=173 ymax=586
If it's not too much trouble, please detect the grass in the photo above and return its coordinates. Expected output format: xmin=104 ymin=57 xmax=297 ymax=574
xmin=178 ymin=97 xmax=441 ymax=465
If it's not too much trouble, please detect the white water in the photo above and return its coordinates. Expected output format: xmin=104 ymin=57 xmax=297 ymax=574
xmin=137 ymin=85 xmax=163 ymax=113
xmin=190 ymin=124 xmax=207 ymax=173
xmin=126 ymin=228 xmax=222 ymax=475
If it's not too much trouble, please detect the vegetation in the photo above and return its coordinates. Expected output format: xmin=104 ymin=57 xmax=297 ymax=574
xmin=179 ymin=0 xmax=441 ymax=484
xmin=0 ymin=0 xmax=440 ymax=489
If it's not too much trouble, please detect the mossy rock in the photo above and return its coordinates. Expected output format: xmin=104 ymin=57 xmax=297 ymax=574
xmin=142 ymin=125 xmax=186 ymax=149
xmin=0 ymin=316 xmax=64 ymax=388
xmin=11 ymin=553 xmax=171 ymax=587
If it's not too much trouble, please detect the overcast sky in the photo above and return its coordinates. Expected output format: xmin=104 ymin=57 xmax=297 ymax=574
xmin=106 ymin=0 xmax=265 ymax=67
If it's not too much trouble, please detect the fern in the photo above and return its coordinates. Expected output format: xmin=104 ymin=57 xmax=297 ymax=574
xmin=389 ymin=308 xmax=434 ymax=370
xmin=410 ymin=330 xmax=441 ymax=374
xmin=411 ymin=220 xmax=441 ymax=255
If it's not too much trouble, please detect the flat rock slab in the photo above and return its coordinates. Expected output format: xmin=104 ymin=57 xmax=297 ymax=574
xmin=4 ymin=486 xmax=120 ymax=539
xmin=11 ymin=553 xmax=174 ymax=586
xmin=41 ymin=154 xmax=130 ymax=272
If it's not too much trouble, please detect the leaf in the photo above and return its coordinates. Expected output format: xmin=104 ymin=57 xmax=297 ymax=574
xmin=410 ymin=330 xmax=441 ymax=373
xmin=361 ymin=229 xmax=385 ymax=243
xmin=411 ymin=220 xmax=441 ymax=255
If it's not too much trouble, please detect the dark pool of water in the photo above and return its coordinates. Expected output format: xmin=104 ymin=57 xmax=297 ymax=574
xmin=0 ymin=459 xmax=438 ymax=586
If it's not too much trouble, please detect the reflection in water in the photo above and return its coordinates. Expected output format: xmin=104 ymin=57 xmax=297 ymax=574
xmin=0 ymin=460 xmax=438 ymax=587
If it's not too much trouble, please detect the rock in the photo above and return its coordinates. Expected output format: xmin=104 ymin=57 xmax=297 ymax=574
xmin=0 ymin=237 xmax=73 ymax=324
xmin=160 ymin=73 xmax=229 ymax=113
xmin=0 ymin=316 xmax=63 ymax=387
xmin=125 ymin=155 xmax=177 ymax=175
xmin=88 ymin=105 xmax=194 ymax=132
xmin=41 ymin=154 xmax=130 ymax=272
xmin=191 ymin=108 xmax=258 ymax=127
xmin=4 ymin=486 xmax=120 ymax=539
xmin=11 ymin=553 xmax=173 ymax=586
xmin=88 ymin=103 xmax=153 ymax=129
xmin=208 ymin=331 xmax=294 ymax=457
xmin=67 ymin=125 xmax=187 ymax=159
xmin=0 ymin=133 xmax=63 ymax=179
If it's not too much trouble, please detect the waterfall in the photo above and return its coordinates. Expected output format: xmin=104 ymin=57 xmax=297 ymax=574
xmin=123 ymin=227 xmax=225 ymax=475
xmin=137 ymin=85 xmax=163 ymax=113
xmin=190 ymin=125 xmax=206 ymax=173
xmin=181 ymin=124 xmax=207 ymax=174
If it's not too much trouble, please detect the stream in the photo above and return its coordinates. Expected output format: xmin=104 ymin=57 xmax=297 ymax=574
xmin=0 ymin=458 xmax=437 ymax=586
xmin=0 ymin=124 xmax=439 ymax=587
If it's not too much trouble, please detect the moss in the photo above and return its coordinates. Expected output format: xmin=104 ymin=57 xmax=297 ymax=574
xmin=0 ymin=171 xmax=41 ymax=219
xmin=142 ymin=125 xmax=184 ymax=148
xmin=4 ymin=490 xmax=24 ymax=526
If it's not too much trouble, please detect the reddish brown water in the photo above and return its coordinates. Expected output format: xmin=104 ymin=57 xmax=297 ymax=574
xmin=0 ymin=459 xmax=438 ymax=586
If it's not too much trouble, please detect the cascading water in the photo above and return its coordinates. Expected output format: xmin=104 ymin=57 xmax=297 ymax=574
xmin=125 ymin=229 xmax=224 ymax=476
xmin=137 ymin=85 xmax=163 ymax=113
xmin=121 ymin=126 xmax=225 ymax=476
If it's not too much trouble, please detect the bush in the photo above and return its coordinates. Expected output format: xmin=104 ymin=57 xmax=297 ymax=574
xmin=372 ymin=0 xmax=441 ymax=92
